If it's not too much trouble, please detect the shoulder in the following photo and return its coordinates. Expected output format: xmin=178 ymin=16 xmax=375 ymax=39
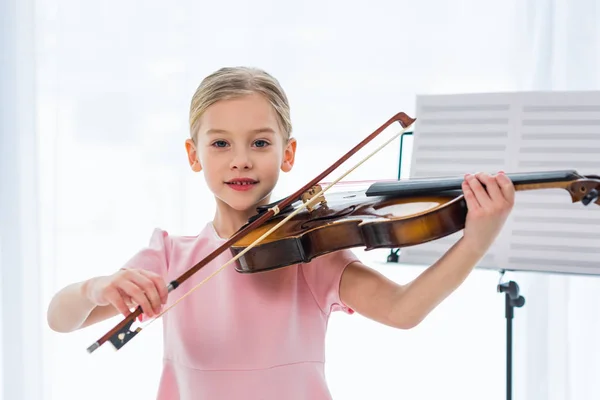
xmin=123 ymin=223 xmax=218 ymax=276
xmin=155 ymin=222 xmax=223 ymax=252
xmin=300 ymin=249 xmax=361 ymax=314
xmin=121 ymin=228 xmax=172 ymax=275
xmin=303 ymin=248 xmax=360 ymax=268
xmin=301 ymin=249 xmax=360 ymax=278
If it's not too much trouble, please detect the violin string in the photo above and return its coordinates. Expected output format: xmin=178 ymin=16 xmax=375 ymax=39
xmin=140 ymin=119 xmax=416 ymax=329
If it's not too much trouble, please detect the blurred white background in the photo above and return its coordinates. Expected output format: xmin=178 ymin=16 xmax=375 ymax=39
xmin=2 ymin=0 xmax=600 ymax=399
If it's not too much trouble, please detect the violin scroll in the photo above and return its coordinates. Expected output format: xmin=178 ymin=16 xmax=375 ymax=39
xmin=568 ymin=176 xmax=600 ymax=206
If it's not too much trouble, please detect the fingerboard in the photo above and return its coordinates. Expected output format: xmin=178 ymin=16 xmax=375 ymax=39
xmin=366 ymin=170 xmax=579 ymax=197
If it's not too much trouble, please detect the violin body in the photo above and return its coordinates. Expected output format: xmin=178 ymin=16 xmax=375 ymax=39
xmin=231 ymin=189 xmax=466 ymax=273
xmin=231 ymin=170 xmax=600 ymax=273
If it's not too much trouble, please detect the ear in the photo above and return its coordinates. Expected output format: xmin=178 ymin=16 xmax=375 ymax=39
xmin=185 ymin=138 xmax=202 ymax=172
xmin=280 ymin=137 xmax=297 ymax=173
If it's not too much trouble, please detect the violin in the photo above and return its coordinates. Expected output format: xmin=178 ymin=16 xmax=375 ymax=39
xmin=86 ymin=111 xmax=600 ymax=354
xmin=231 ymin=170 xmax=600 ymax=273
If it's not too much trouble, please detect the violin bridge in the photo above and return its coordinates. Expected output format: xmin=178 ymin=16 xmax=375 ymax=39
xmin=301 ymin=184 xmax=327 ymax=212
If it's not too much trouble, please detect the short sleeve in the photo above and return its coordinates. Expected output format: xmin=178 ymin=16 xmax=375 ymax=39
xmin=122 ymin=228 xmax=171 ymax=278
xmin=121 ymin=228 xmax=171 ymax=322
xmin=301 ymin=249 xmax=360 ymax=315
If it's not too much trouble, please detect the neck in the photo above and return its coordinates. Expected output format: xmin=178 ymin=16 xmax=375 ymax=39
xmin=211 ymin=195 xmax=272 ymax=238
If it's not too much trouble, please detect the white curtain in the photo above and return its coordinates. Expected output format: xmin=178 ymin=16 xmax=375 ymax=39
xmin=1 ymin=0 xmax=599 ymax=399
xmin=1 ymin=0 xmax=44 ymax=399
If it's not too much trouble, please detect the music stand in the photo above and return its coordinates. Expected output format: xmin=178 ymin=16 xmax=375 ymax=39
xmin=386 ymin=130 xmax=412 ymax=263
xmin=497 ymin=275 xmax=525 ymax=400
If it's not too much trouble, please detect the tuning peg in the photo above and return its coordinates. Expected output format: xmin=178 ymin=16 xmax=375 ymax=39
xmin=582 ymin=188 xmax=599 ymax=206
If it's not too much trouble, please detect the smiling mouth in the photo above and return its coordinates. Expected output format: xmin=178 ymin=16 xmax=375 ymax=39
xmin=225 ymin=178 xmax=259 ymax=186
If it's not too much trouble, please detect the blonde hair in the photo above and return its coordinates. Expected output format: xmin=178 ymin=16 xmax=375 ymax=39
xmin=189 ymin=66 xmax=292 ymax=141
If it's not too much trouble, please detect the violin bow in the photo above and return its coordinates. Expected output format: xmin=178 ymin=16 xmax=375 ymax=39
xmin=87 ymin=111 xmax=416 ymax=354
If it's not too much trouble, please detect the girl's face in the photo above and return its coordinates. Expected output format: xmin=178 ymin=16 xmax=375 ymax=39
xmin=186 ymin=93 xmax=296 ymax=213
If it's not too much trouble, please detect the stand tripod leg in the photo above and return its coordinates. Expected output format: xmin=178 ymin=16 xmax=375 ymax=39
xmin=498 ymin=280 xmax=525 ymax=400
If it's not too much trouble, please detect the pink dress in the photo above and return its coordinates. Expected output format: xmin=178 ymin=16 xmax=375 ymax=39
xmin=124 ymin=222 xmax=359 ymax=399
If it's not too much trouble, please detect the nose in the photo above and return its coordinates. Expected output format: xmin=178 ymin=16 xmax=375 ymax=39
xmin=229 ymin=149 xmax=252 ymax=170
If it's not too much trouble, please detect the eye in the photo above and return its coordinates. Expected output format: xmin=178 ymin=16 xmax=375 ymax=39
xmin=211 ymin=140 xmax=228 ymax=148
xmin=253 ymin=139 xmax=270 ymax=148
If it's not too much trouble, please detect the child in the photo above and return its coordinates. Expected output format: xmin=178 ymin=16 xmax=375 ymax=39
xmin=46 ymin=66 xmax=515 ymax=399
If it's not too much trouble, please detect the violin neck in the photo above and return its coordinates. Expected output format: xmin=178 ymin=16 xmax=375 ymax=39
xmin=504 ymin=170 xmax=582 ymax=192
xmin=365 ymin=170 xmax=581 ymax=197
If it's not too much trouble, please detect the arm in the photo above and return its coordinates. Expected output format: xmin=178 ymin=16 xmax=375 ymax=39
xmin=340 ymin=237 xmax=485 ymax=329
xmin=340 ymin=171 xmax=515 ymax=329
xmin=47 ymin=269 xmax=168 ymax=333
xmin=46 ymin=278 xmax=116 ymax=333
